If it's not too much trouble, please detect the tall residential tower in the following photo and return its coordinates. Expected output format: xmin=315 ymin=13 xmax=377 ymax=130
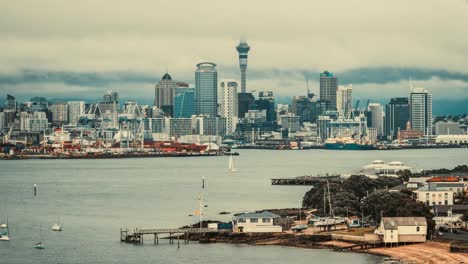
xmin=236 ymin=40 xmax=251 ymax=93
xmin=410 ymin=87 xmax=432 ymax=136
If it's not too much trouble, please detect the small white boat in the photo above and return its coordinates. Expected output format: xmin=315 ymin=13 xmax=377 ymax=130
xmin=52 ymin=223 xmax=62 ymax=231
xmin=228 ymin=155 xmax=238 ymax=173
xmin=0 ymin=224 xmax=6 ymax=228
xmin=0 ymin=235 xmax=10 ymax=241
xmin=34 ymin=242 xmax=45 ymax=249
xmin=0 ymin=218 xmax=10 ymax=241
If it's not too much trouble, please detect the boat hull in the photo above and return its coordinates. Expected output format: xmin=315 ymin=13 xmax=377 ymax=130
xmin=325 ymin=142 xmax=375 ymax=150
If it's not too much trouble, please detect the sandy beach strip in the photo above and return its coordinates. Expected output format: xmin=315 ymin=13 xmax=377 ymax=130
xmin=364 ymin=241 xmax=468 ymax=264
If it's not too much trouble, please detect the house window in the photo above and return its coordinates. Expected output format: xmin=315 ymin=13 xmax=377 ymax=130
xmin=391 ymin=230 xmax=393 ymax=233
xmin=417 ymin=227 xmax=420 ymax=232
xmin=250 ymin=218 xmax=258 ymax=223
xmin=238 ymin=218 xmax=246 ymax=223
xmin=262 ymin=218 xmax=271 ymax=223
xmin=445 ymin=200 xmax=448 ymax=205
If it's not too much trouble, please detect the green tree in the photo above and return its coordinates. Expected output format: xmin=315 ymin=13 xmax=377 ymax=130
xmin=342 ymin=175 xmax=376 ymax=199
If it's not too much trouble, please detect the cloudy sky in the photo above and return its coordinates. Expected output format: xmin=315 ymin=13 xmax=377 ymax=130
xmin=1 ymin=0 xmax=467 ymax=109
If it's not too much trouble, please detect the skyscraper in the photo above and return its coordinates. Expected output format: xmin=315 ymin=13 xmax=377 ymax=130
xmin=50 ymin=102 xmax=69 ymax=126
xmin=155 ymin=73 xmax=178 ymax=117
xmin=368 ymin=103 xmax=384 ymax=137
xmin=410 ymin=87 xmax=433 ymax=136
xmin=5 ymin=94 xmax=16 ymax=112
xmin=255 ymin=91 xmax=276 ymax=123
xmin=237 ymin=92 xmax=255 ymax=118
xmin=174 ymin=87 xmax=196 ymax=118
xmin=336 ymin=85 xmax=352 ymax=116
xmin=195 ymin=62 xmax=218 ymax=117
xmin=236 ymin=40 xmax=250 ymax=93
xmin=319 ymin=71 xmax=338 ymax=110
xmin=218 ymin=80 xmax=238 ymax=134
xmin=385 ymin=97 xmax=410 ymax=139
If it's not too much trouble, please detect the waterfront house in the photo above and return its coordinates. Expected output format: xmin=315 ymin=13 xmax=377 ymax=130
xmin=375 ymin=217 xmax=427 ymax=246
xmin=413 ymin=182 xmax=459 ymax=206
xmin=232 ymin=211 xmax=282 ymax=233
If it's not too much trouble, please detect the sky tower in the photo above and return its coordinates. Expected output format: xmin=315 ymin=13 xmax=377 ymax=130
xmin=236 ymin=39 xmax=250 ymax=93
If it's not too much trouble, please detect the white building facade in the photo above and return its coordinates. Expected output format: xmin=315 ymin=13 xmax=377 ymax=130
xmin=232 ymin=211 xmax=282 ymax=233
xmin=68 ymin=101 xmax=85 ymax=125
xmin=376 ymin=217 xmax=427 ymax=245
xmin=368 ymin=103 xmax=384 ymax=137
xmin=218 ymin=80 xmax=238 ymax=134
xmin=410 ymin=88 xmax=432 ymax=136
xmin=336 ymin=84 xmax=352 ymax=117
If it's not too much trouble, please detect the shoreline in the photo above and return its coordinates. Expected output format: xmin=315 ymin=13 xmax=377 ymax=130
xmin=182 ymin=232 xmax=468 ymax=263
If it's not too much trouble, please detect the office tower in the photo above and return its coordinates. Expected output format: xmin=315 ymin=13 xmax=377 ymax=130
xmin=385 ymin=97 xmax=410 ymax=139
xmin=336 ymin=85 xmax=352 ymax=116
xmin=292 ymin=96 xmax=312 ymax=123
xmin=218 ymin=80 xmax=239 ymax=134
xmin=174 ymin=87 xmax=196 ymax=118
xmin=29 ymin=112 xmax=48 ymax=132
xmin=68 ymin=101 xmax=85 ymax=125
xmin=236 ymin=39 xmax=251 ymax=93
xmin=410 ymin=87 xmax=433 ymax=136
xmin=238 ymin=92 xmax=255 ymax=118
xmin=368 ymin=103 xmax=384 ymax=137
xmin=255 ymin=91 xmax=276 ymax=122
xmin=5 ymin=94 xmax=17 ymax=112
xmin=155 ymin=73 xmax=178 ymax=117
xmin=280 ymin=113 xmax=301 ymax=133
xmin=319 ymin=71 xmax=338 ymax=110
xmin=30 ymin=97 xmax=49 ymax=111
xmin=195 ymin=62 xmax=218 ymax=117
xmin=50 ymin=102 xmax=69 ymax=126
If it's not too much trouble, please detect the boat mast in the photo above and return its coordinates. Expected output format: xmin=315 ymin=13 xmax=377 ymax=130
xmin=327 ymin=180 xmax=333 ymax=217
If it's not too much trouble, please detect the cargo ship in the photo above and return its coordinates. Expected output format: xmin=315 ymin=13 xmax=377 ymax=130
xmin=324 ymin=137 xmax=375 ymax=150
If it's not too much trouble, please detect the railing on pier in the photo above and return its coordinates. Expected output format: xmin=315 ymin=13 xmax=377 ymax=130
xmin=120 ymin=228 xmax=218 ymax=245
xmin=271 ymin=174 xmax=342 ymax=185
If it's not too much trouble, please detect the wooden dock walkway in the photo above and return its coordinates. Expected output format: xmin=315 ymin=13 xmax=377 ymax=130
xmin=271 ymin=174 xmax=342 ymax=185
xmin=120 ymin=228 xmax=218 ymax=246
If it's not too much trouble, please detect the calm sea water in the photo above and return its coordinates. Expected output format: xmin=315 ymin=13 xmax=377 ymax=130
xmin=0 ymin=148 xmax=467 ymax=263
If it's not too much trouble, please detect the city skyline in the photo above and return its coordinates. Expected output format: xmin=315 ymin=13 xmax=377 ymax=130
xmin=0 ymin=0 xmax=467 ymax=105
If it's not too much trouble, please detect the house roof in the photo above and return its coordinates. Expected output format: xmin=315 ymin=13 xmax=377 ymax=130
xmin=427 ymin=176 xmax=460 ymax=182
xmin=432 ymin=204 xmax=468 ymax=214
xmin=382 ymin=217 xmax=427 ymax=230
xmin=233 ymin=211 xmax=281 ymax=219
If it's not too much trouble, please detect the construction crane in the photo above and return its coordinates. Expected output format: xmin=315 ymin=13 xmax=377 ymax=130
xmin=354 ymin=99 xmax=360 ymax=111
xmin=365 ymin=99 xmax=371 ymax=110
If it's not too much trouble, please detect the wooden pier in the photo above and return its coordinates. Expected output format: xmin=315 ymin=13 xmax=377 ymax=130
xmin=120 ymin=228 xmax=218 ymax=246
xmin=271 ymin=174 xmax=342 ymax=185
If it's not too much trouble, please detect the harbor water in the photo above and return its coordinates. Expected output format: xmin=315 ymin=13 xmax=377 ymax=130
xmin=0 ymin=148 xmax=467 ymax=263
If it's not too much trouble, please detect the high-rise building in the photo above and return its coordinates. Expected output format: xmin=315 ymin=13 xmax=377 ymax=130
xmin=410 ymin=87 xmax=433 ymax=136
xmin=280 ymin=113 xmax=301 ymax=133
xmin=20 ymin=112 xmax=32 ymax=131
xmin=368 ymin=103 xmax=384 ymax=137
xmin=195 ymin=62 xmax=218 ymax=117
xmin=255 ymin=91 xmax=276 ymax=123
xmin=238 ymin=93 xmax=255 ymax=118
xmin=29 ymin=111 xmax=48 ymax=132
xmin=103 ymin=91 xmax=119 ymax=103
xmin=336 ymin=85 xmax=352 ymax=116
xmin=218 ymin=80 xmax=239 ymax=134
xmin=154 ymin=73 xmax=178 ymax=117
xmin=0 ymin=112 xmax=4 ymax=131
xmin=319 ymin=71 xmax=338 ymax=110
xmin=385 ymin=97 xmax=410 ymax=139
xmin=50 ymin=102 xmax=68 ymax=126
xmin=68 ymin=101 xmax=85 ymax=125
xmin=236 ymin=39 xmax=250 ymax=93
xmin=5 ymin=94 xmax=17 ymax=112
xmin=174 ymin=87 xmax=196 ymax=118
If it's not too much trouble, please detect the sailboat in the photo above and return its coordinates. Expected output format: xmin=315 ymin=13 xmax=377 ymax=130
xmin=34 ymin=225 xmax=45 ymax=249
xmin=52 ymin=217 xmax=62 ymax=231
xmin=0 ymin=218 xmax=9 ymax=241
xmin=228 ymin=154 xmax=238 ymax=173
